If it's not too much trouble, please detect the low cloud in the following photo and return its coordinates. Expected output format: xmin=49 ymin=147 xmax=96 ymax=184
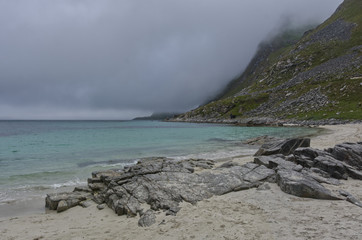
xmin=0 ymin=0 xmax=342 ymax=119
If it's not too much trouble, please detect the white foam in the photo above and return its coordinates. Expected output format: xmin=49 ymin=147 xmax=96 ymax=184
xmin=50 ymin=178 xmax=87 ymax=189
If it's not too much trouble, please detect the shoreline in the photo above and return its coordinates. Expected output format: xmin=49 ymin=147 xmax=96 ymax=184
xmin=0 ymin=122 xmax=316 ymax=218
xmin=1 ymin=123 xmax=361 ymax=240
xmin=167 ymin=116 xmax=362 ymax=127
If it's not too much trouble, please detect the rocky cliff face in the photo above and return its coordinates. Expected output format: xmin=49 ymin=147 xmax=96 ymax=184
xmin=175 ymin=0 xmax=362 ymax=123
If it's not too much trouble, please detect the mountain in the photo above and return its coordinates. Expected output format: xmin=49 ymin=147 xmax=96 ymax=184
xmin=174 ymin=0 xmax=362 ymax=124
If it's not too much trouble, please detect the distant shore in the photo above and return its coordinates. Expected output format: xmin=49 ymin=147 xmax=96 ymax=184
xmin=1 ymin=123 xmax=361 ymax=240
xmin=167 ymin=116 xmax=362 ymax=127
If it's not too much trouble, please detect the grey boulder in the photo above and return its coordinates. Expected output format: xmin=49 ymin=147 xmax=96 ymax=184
xmin=138 ymin=210 xmax=156 ymax=227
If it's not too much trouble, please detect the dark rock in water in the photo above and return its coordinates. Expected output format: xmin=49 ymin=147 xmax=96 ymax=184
xmin=327 ymin=142 xmax=362 ymax=170
xmin=254 ymin=138 xmax=310 ymax=156
xmin=276 ymin=170 xmax=341 ymax=200
xmin=138 ymin=210 xmax=156 ymax=227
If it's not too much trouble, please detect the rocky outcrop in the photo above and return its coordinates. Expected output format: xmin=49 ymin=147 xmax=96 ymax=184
xmin=90 ymin=158 xmax=275 ymax=220
xmin=45 ymin=139 xmax=362 ymax=226
xmin=254 ymin=141 xmax=362 ymax=204
xmin=276 ymin=169 xmax=340 ymax=200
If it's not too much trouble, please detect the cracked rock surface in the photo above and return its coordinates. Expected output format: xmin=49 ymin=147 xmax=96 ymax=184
xmin=45 ymin=139 xmax=362 ymax=226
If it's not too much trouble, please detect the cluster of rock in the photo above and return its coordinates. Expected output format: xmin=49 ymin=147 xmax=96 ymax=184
xmin=45 ymin=138 xmax=362 ymax=227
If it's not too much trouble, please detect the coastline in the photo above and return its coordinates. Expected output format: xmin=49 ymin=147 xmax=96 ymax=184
xmin=1 ymin=123 xmax=362 ymax=240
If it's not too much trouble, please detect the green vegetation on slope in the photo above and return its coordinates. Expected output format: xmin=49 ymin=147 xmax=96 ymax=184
xmin=180 ymin=0 xmax=362 ymax=121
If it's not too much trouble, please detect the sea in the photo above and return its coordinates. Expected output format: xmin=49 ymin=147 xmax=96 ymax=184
xmin=0 ymin=120 xmax=320 ymax=217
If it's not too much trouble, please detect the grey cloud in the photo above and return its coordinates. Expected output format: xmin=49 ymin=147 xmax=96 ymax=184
xmin=0 ymin=0 xmax=342 ymax=119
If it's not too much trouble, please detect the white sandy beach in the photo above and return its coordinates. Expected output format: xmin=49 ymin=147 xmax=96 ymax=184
xmin=1 ymin=124 xmax=362 ymax=240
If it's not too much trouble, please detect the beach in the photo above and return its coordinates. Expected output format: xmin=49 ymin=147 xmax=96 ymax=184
xmin=1 ymin=123 xmax=362 ymax=240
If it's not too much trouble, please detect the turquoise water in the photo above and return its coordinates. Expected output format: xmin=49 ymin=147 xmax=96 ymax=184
xmin=0 ymin=120 xmax=318 ymax=206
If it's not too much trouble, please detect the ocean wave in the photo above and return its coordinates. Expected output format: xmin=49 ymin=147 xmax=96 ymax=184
xmin=9 ymin=170 xmax=68 ymax=180
xmin=78 ymin=159 xmax=138 ymax=168
xmin=50 ymin=179 xmax=87 ymax=189
xmin=0 ymin=179 xmax=87 ymax=205
xmin=9 ymin=179 xmax=86 ymax=191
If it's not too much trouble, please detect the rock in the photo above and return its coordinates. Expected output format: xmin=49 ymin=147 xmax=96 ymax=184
xmin=97 ymin=204 xmax=106 ymax=210
xmin=346 ymin=195 xmax=362 ymax=208
xmin=257 ymin=183 xmax=271 ymax=191
xmin=233 ymin=182 xmax=261 ymax=191
xmin=338 ymin=190 xmax=362 ymax=208
xmin=79 ymin=200 xmax=92 ymax=208
xmin=165 ymin=206 xmax=181 ymax=216
xmin=313 ymin=155 xmax=348 ymax=180
xmin=138 ymin=210 xmax=156 ymax=227
xmin=304 ymin=169 xmax=341 ymax=186
xmin=187 ymin=159 xmax=215 ymax=169
xmin=293 ymin=147 xmax=326 ymax=168
xmin=73 ymin=186 xmax=92 ymax=193
xmin=45 ymin=141 xmax=362 ymax=226
xmin=345 ymin=166 xmax=362 ymax=180
xmin=45 ymin=192 xmax=91 ymax=211
xmin=254 ymin=138 xmax=310 ymax=156
xmin=338 ymin=190 xmax=350 ymax=197
xmin=88 ymin=183 xmax=107 ymax=192
xmin=254 ymin=155 xmax=299 ymax=171
xmin=294 ymin=146 xmax=362 ymax=180
xmin=218 ymin=161 xmax=239 ymax=168
xmin=86 ymin=158 xmax=276 ymax=220
xmin=57 ymin=200 xmax=68 ymax=213
xmin=327 ymin=142 xmax=362 ymax=170
xmin=276 ymin=169 xmax=341 ymax=200
xmin=87 ymin=177 xmax=102 ymax=184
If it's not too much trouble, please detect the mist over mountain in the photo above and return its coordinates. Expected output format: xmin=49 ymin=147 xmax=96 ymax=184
xmin=0 ymin=0 xmax=342 ymax=119
xmin=175 ymin=0 xmax=362 ymax=123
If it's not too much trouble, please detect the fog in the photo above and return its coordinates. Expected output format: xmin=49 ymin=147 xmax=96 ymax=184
xmin=0 ymin=0 xmax=343 ymax=119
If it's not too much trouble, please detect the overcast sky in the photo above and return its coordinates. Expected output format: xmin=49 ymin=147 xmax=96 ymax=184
xmin=0 ymin=0 xmax=343 ymax=120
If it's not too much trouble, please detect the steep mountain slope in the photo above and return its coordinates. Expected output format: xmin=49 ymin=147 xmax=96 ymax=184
xmin=175 ymin=0 xmax=361 ymax=123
